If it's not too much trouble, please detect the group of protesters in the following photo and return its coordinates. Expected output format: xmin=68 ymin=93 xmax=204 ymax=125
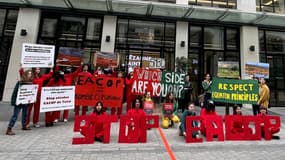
xmin=5 ymin=63 xmax=276 ymax=140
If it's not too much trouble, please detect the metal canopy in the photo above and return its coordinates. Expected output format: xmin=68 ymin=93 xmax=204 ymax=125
xmin=1 ymin=0 xmax=285 ymax=28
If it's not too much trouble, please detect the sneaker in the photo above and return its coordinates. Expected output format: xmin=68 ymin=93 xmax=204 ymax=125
xmin=64 ymin=119 xmax=68 ymax=123
xmin=53 ymin=119 xmax=58 ymax=124
xmin=33 ymin=123 xmax=40 ymax=128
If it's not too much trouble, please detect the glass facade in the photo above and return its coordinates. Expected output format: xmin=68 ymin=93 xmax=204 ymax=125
xmin=189 ymin=0 xmax=237 ymax=9
xmin=256 ymin=0 xmax=285 ymax=13
xmin=38 ymin=12 xmax=102 ymax=67
xmin=115 ymin=18 xmax=175 ymax=72
xmin=259 ymin=29 xmax=285 ymax=107
xmin=188 ymin=25 xmax=239 ymax=100
xmin=0 ymin=8 xmax=18 ymax=100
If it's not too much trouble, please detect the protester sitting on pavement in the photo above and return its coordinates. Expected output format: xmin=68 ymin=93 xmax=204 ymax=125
xmin=127 ymin=97 xmax=146 ymax=132
xmin=179 ymin=102 xmax=200 ymax=138
xmin=6 ymin=70 xmax=34 ymax=135
xmin=92 ymin=101 xmax=108 ymax=142
xmin=162 ymin=92 xmax=180 ymax=129
xmin=200 ymin=100 xmax=217 ymax=136
xmin=19 ymin=66 xmax=53 ymax=128
xmin=231 ymin=105 xmax=244 ymax=134
xmin=257 ymin=107 xmax=280 ymax=140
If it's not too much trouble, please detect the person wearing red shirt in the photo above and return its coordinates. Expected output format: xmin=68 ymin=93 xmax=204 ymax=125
xmin=54 ymin=62 xmax=83 ymax=122
xmin=75 ymin=64 xmax=92 ymax=116
xmin=19 ymin=67 xmax=53 ymax=128
xmin=125 ymin=71 xmax=136 ymax=112
xmin=257 ymin=107 xmax=280 ymax=139
xmin=45 ymin=71 xmax=66 ymax=126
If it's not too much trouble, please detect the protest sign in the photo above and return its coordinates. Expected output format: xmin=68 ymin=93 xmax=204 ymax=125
xmin=16 ymin=84 xmax=38 ymax=105
xmin=131 ymin=68 xmax=161 ymax=97
xmin=21 ymin=43 xmax=55 ymax=68
xmin=75 ymin=76 xmax=124 ymax=107
xmin=57 ymin=47 xmax=83 ymax=67
xmin=160 ymin=71 xmax=185 ymax=98
xmin=217 ymin=61 xmax=240 ymax=79
xmin=40 ymin=86 xmax=75 ymax=112
xmin=211 ymin=78 xmax=259 ymax=104
xmin=245 ymin=62 xmax=269 ymax=79
xmin=96 ymin=51 xmax=118 ymax=68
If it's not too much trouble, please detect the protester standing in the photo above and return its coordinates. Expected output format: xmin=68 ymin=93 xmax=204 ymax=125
xmin=201 ymin=73 xmax=212 ymax=107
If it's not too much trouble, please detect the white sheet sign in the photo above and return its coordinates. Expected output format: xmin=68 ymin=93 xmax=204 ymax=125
xmin=40 ymin=86 xmax=75 ymax=112
xmin=16 ymin=84 xmax=39 ymax=105
xmin=22 ymin=43 xmax=55 ymax=68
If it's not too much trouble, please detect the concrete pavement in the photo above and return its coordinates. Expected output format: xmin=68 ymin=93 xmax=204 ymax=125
xmin=0 ymin=101 xmax=285 ymax=160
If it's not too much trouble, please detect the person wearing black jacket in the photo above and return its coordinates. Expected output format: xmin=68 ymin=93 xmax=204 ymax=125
xmin=182 ymin=74 xmax=193 ymax=112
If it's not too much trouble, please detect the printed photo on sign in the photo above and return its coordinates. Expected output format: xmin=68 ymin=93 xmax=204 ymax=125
xmin=40 ymin=86 xmax=75 ymax=112
xmin=21 ymin=43 xmax=55 ymax=68
xmin=95 ymin=51 xmax=118 ymax=68
xmin=57 ymin=47 xmax=83 ymax=67
xmin=16 ymin=84 xmax=38 ymax=105
xmin=217 ymin=61 xmax=240 ymax=79
xmin=245 ymin=62 xmax=269 ymax=79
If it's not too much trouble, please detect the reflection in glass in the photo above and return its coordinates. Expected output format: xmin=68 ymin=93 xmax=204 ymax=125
xmin=4 ymin=10 xmax=18 ymax=36
xmin=226 ymin=28 xmax=237 ymax=50
xmin=266 ymin=31 xmax=285 ymax=54
xmin=41 ymin=18 xmax=57 ymax=38
xmin=204 ymin=27 xmax=224 ymax=50
xmin=60 ymin=16 xmax=85 ymax=41
xmin=0 ymin=9 xmax=6 ymax=36
xmin=259 ymin=30 xmax=265 ymax=52
xmin=213 ymin=0 xmax=227 ymax=8
xmin=86 ymin=18 xmax=102 ymax=41
xmin=275 ymin=0 xmax=285 ymax=13
xmin=190 ymin=26 xmax=202 ymax=47
xmin=197 ymin=0 xmax=212 ymax=7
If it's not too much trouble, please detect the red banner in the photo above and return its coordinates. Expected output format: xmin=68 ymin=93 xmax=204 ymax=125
xmin=132 ymin=68 xmax=161 ymax=97
xmin=75 ymin=76 xmax=124 ymax=107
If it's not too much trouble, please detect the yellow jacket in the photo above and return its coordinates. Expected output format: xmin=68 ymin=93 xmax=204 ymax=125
xmin=257 ymin=84 xmax=270 ymax=108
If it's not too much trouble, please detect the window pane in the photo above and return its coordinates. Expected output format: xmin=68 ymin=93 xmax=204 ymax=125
xmin=189 ymin=0 xmax=197 ymax=5
xmin=165 ymin=23 xmax=175 ymax=48
xmin=197 ymin=0 xmax=212 ymax=7
xmin=226 ymin=28 xmax=238 ymax=50
xmin=0 ymin=9 xmax=6 ymax=36
xmin=4 ymin=10 xmax=18 ymax=36
xmin=86 ymin=18 xmax=101 ymax=41
xmin=266 ymin=31 xmax=285 ymax=54
xmin=259 ymin=30 xmax=265 ymax=52
xmin=213 ymin=0 xmax=227 ymax=8
xmin=116 ymin=19 xmax=128 ymax=44
xmin=274 ymin=0 xmax=285 ymax=13
xmin=256 ymin=0 xmax=261 ymax=11
xmin=189 ymin=26 xmax=202 ymax=47
xmin=60 ymin=16 xmax=85 ymax=41
xmin=41 ymin=18 xmax=57 ymax=38
xmin=225 ymin=51 xmax=238 ymax=61
xmin=204 ymin=27 xmax=224 ymax=50
xmin=228 ymin=0 xmax=236 ymax=9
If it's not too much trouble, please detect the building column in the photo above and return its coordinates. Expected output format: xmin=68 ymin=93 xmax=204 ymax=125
xmin=237 ymin=0 xmax=259 ymax=79
xmin=100 ymin=15 xmax=117 ymax=53
xmin=2 ymin=8 xmax=41 ymax=102
xmin=175 ymin=21 xmax=188 ymax=70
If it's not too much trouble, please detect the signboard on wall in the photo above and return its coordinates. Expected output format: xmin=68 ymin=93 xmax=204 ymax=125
xmin=245 ymin=62 xmax=269 ymax=79
xmin=40 ymin=86 xmax=75 ymax=112
xmin=21 ymin=43 xmax=55 ymax=68
xmin=57 ymin=47 xmax=83 ymax=67
xmin=128 ymin=53 xmax=161 ymax=68
xmin=217 ymin=61 xmax=240 ymax=79
xmin=149 ymin=58 xmax=165 ymax=69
